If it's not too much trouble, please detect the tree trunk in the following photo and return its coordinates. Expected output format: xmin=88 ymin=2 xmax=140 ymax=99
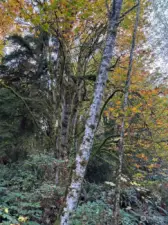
xmin=113 ymin=1 xmax=140 ymax=224
xmin=60 ymin=0 xmax=123 ymax=224
xmin=55 ymin=88 xmax=74 ymax=184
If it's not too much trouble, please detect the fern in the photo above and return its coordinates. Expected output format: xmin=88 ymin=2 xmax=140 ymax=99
xmin=121 ymin=210 xmax=139 ymax=225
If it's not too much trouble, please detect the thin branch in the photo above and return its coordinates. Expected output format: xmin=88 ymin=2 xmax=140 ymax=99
xmin=97 ymin=89 xmax=124 ymax=128
xmin=92 ymin=135 xmax=120 ymax=158
xmin=105 ymin=0 xmax=111 ymax=16
xmin=120 ymin=3 xmax=139 ymax=20
xmin=107 ymin=57 xmax=120 ymax=71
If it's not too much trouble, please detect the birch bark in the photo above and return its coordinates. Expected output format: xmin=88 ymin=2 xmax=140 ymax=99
xmin=60 ymin=0 xmax=123 ymax=224
xmin=113 ymin=1 xmax=140 ymax=224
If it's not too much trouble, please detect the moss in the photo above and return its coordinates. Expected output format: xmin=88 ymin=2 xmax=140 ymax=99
xmin=73 ymin=173 xmax=81 ymax=182
xmin=90 ymin=124 xmax=95 ymax=130
xmin=78 ymin=150 xmax=83 ymax=157
xmin=54 ymin=218 xmax=60 ymax=225
xmin=86 ymin=138 xmax=90 ymax=142
xmin=80 ymin=160 xmax=88 ymax=167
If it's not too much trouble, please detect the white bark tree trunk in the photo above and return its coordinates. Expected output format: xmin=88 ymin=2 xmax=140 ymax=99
xmin=60 ymin=0 xmax=123 ymax=224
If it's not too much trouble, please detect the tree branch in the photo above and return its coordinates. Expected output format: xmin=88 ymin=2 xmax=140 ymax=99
xmin=97 ymin=89 xmax=124 ymax=128
xmin=120 ymin=3 xmax=139 ymax=20
xmin=92 ymin=135 xmax=120 ymax=157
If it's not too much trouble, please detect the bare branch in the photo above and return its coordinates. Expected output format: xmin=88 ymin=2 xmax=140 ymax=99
xmin=120 ymin=3 xmax=139 ymax=20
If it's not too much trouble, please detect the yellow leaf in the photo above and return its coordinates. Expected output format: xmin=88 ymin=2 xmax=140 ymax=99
xmin=4 ymin=208 xmax=8 ymax=213
xmin=152 ymin=158 xmax=158 ymax=162
xmin=116 ymin=100 xmax=121 ymax=105
xmin=131 ymin=107 xmax=140 ymax=113
xmin=108 ymin=107 xmax=114 ymax=112
xmin=103 ymin=111 xmax=109 ymax=117
xmin=18 ymin=216 xmax=28 ymax=222
xmin=156 ymin=120 xmax=163 ymax=125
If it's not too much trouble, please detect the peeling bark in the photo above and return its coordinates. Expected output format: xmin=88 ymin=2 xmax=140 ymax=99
xmin=113 ymin=1 xmax=140 ymax=225
xmin=60 ymin=0 xmax=123 ymax=224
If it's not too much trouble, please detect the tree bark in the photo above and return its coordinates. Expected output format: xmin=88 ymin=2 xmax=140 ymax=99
xmin=60 ymin=0 xmax=123 ymax=224
xmin=113 ymin=1 xmax=140 ymax=224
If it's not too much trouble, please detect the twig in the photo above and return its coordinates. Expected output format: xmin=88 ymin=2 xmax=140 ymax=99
xmin=120 ymin=3 xmax=139 ymax=20
xmin=97 ymin=89 xmax=124 ymax=128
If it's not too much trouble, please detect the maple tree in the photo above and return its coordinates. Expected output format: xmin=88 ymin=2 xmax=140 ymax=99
xmin=102 ymin=0 xmax=168 ymax=185
xmin=0 ymin=0 xmax=25 ymax=57
xmin=0 ymin=0 xmax=168 ymax=224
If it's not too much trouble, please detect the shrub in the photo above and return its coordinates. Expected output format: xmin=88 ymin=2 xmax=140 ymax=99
xmin=70 ymin=200 xmax=112 ymax=225
xmin=0 ymin=154 xmax=64 ymax=225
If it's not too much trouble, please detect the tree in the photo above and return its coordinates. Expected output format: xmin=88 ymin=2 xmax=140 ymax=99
xmin=113 ymin=1 xmax=140 ymax=224
xmin=60 ymin=0 xmax=123 ymax=224
xmin=1 ymin=0 xmax=114 ymax=186
xmin=2 ymin=0 xmax=168 ymax=224
xmin=0 ymin=0 xmax=24 ymax=57
xmin=0 ymin=32 xmax=50 ymax=159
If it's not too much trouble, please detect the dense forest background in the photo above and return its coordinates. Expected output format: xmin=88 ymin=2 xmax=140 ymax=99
xmin=0 ymin=0 xmax=168 ymax=224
